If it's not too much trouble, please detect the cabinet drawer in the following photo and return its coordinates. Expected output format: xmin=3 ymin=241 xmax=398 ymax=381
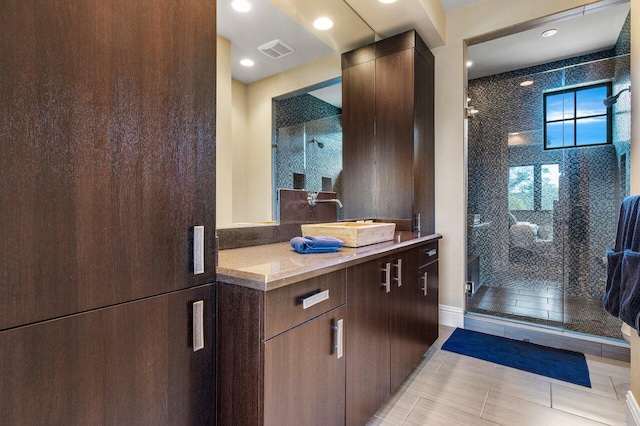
xmin=264 ymin=270 xmax=346 ymax=340
xmin=418 ymin=241 xmax=438 ymax=268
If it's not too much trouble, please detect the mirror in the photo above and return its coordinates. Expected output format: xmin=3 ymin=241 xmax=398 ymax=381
xmin=216 ymin=0 xmax=375 ymax=229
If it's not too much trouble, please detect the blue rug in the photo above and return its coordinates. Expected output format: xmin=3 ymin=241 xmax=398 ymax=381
xmin=441 ymin=328 xmax=591 ymax=387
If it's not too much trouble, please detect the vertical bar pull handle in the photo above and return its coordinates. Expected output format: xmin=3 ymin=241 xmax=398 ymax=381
xmin=332 ymin=319 xmax=344 ymax=359
xmin=393 ymin=258 xmax=403 ymax=287
xmin=194 ymin=226 xmax=205 ymax=275
xmin=193 ymin=300 xmax=205 ymax=352
xmin=421 ymin=272 xmax=428 ymax=296
xmin=381 ymin=262 xmax=391 ymax=293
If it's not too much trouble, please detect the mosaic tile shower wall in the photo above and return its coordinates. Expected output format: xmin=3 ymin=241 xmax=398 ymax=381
xmin=467 ymin=52 xmax=630 ymax=339
xmin=274 ymin=93 xmax=343 ymax=213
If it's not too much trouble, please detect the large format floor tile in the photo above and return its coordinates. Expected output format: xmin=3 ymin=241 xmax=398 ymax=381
xmin=370 ymin=325 xmax=629 ymax=426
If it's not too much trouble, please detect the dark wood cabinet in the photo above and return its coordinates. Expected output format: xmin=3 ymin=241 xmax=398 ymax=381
xmin=420 ymin=256 xmax=440 ymax=351
xmin=218 ymin=271 xmax=347 ymax=426
xmin=0 ymin=285 xmax=215 ymax=425
xmin=347 ymin=243 xmax=439 ymax=425
xmin=345 ymin=258 xmax=391 ymax=426
xmin=1 ymin=0 xmax=217 ymax=423
xmin=390 ymin=248 xmax=422 ymax=391
xmin=264 ymin=306 xmax=346 ymax=426
xmin=342 ymin=30 xmax=434 ymax=232
xmin=0 ymin=0 xmax=217 ymax=331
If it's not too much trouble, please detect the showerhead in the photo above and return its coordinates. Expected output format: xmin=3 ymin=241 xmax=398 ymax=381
xmin=603 ymin=87 xmax=630 ymax=108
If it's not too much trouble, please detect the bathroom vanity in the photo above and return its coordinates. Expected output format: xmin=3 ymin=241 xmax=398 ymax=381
xmin=216 ymin=231 xmax=441 ymax=426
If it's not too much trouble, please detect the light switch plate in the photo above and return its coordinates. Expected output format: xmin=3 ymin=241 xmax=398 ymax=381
xmin=194 ymin=225 xmax=204 ymax=275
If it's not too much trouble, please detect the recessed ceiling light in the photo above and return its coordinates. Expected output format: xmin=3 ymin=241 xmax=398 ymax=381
xmin=466 ymin=60 xmax=473 ymax=67
xmin=541 ymin=29 xmax=558 ymax=38
xmin=379 ymin=0 xmax=397 ymax=3
xmin=520 ymin=80 xmax=534 ymax=87
xmin=313 ymin=17 xmax=334 ymax=30
xmin=240 ymin=59 xmax=254 ymax=67
xmin=231 ymin=0 xmax=251 ymax=12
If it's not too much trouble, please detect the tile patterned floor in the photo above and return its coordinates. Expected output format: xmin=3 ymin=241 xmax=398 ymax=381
xmin=368 ymin=326 xmax=630 ymax=426
xmin=467 ymin=284 xmax=624 ymax=340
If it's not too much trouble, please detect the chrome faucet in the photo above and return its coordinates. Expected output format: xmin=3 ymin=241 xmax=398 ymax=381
xmin=307 ymin=192 xmax=343 ymax=208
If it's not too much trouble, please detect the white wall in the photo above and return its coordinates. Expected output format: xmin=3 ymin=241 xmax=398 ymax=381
xmin=432 ymin=0 xmax=612 ymax=314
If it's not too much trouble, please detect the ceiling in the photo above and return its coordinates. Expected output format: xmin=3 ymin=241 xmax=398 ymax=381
xmin=439 ymin=0 xmax=481 ymax=13
xmin=467 ymin=2 xmax=630 ymax=80
xmin=309 ymin=84 xmax=342 ymax=109
xmin=219 ymin=0 xmax=630 ymax=87
xmin=217 ymin=0 xmax=333 ymax=84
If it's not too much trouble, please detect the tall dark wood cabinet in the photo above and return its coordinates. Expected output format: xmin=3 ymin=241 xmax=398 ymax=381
xmin=342 ymin=30 xmax=435 ymax=233
xmin=0 ymin=0 xmax=216 ymax=423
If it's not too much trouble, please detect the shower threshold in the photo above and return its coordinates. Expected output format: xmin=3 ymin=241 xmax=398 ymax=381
xmin=464 ymin=312 xmax=629 ymax=362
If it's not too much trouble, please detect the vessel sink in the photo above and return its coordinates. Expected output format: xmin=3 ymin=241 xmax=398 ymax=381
xmin=301 ymin=222 xmax=396 ymax=247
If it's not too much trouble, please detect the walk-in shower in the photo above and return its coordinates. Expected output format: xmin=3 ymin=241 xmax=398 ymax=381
xmin=466 ymin=51 xmax=631 ymax=341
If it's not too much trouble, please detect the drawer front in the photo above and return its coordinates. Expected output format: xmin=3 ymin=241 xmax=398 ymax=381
xmin=264 ymin=270 xmax=346 ymax=340
xmin=418 ymin=241 xmax=438 ymax=268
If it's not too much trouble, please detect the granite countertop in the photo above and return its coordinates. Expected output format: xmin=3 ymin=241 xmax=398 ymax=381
xmin=217 ymin=231 xmax=442 ymax=291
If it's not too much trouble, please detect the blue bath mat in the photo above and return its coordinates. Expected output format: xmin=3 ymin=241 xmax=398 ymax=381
xmin=441 ymin=328 xmax=591 ymax=387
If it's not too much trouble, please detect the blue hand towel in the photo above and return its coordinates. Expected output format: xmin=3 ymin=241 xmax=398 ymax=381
xmin=290 ymin=236 xmax=344 ymax=254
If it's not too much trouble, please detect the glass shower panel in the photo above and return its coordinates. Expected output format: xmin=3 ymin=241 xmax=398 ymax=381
xmin=467 ymin=55 xmax=629 ymax=341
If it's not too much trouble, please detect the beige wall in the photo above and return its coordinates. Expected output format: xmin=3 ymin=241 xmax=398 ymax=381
xmin=216 ymin=36 xmax=233 ymax=228
xmin=216 ymin=39 xmax=340 ymax=225
xmin=432 ymin=0 xmax=596 ymax=312
xmin=243 ymin=53 xmax=342 ymax=222
xmin=232 ymin=78 xmax=249 ymax=223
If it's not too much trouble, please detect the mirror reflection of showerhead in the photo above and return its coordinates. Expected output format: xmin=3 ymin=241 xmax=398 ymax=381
xmin=603 ymin=86 xmax=630 ymax=108
xmin=308 ymin=139 xmax=324 ymax=149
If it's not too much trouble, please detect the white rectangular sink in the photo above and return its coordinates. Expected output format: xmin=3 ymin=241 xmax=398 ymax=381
xmin=301 ymin=222 xmax=396 ymax=248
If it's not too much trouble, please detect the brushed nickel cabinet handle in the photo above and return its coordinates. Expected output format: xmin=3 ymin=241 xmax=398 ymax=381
xmin=393 ymin=258 xmax=402 ymax=287
xmin=381 ymin=262 xmax=391 ymax=293
xmin=428 ymin=249 xmax=437 ymax=257
xmin=302 ymin=290 xmax=330 ymax=309
xmin=421 ymin=272 xmax=428 ymax=296
xmin=332 ymin=319 xmax=344 ymax=359
xmin=193 ymin=300 xmax=204 ymax=352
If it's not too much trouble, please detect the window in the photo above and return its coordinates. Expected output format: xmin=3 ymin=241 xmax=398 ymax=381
xmin=544 ymin=83 xmax=611 ymax=150
xmin=509 ymin=164 xmax=559 ymax=211
xmin=508 ymin=166 xmax=534 ymax=210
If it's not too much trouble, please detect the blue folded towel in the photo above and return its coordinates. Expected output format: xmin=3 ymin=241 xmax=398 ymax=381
xmin=291 ymin=236 xmax=344 ymax=254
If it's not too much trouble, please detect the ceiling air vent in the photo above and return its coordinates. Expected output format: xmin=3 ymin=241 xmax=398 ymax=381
xmin=257 ymin=39 xmax=295 ymax=59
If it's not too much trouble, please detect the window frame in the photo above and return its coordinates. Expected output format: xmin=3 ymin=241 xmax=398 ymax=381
xmin=543 ymin=82 xmax=612 ymax=150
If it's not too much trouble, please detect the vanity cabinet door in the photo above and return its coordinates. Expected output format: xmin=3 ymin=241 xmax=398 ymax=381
xmin=419 ymin=260 xmax=439 ymax=351
xmin=346 ymin=258 xmax=391 ymax=426
xmin=390 ymin=248 xmax=421 ymax=391
xmin=263 ymin=306 xmax=346 ymax=426
xmin=0 ymin=285 xmax=215 ymax=425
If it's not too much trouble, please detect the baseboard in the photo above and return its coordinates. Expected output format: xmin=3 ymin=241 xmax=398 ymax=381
xmin=627 ymin=391 xmax=640 ymax=426
xmin=439 ymin=305 xmax=464 ymax=328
